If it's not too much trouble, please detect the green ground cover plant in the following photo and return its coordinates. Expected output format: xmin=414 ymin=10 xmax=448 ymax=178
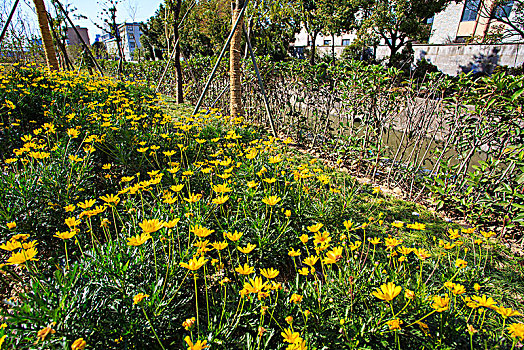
xmin=0 ymin=64 xmax=523 ymax=349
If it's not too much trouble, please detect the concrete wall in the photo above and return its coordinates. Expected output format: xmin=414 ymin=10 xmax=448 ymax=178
xmin=430 ymin=2 xmax=463 ymax=44
xmin=376 ymin=43 xmax=524 ymax=76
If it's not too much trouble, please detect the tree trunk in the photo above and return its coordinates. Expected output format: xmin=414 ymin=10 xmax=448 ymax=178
xmin=309 ymin=31 xmax=318 ymax=65
xmin=230 ymin=0 xmax=244 ymax=117
xmin=32 ymin=0 xmax=58 ymax=70
xmin=331 ymin=33 xmax=335 ymax=62
xmin=174 ymin=0 xmax=183 ymax=103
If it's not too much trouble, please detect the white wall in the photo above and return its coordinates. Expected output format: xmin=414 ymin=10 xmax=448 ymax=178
xmin=376 ymin=43 xmax=524 ymax=76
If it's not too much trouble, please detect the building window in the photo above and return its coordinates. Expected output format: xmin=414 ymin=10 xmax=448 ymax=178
xmin=493 ymin=0 xmax=513 ymax=19
xmin=130 ymin=42 xmax=135 ymax=48
xmin=461 ymin=0 xmax=481 ymax=22
xmin=427 ymin=16 xmax=434 ymax=24
xmin=324 ymin=39 xmax=331 ymax=46
xmin=342 ymin=39 xmax=351 ymax=46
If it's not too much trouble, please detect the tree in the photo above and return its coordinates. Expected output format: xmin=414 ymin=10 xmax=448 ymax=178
xmin=165 ymin=0 xmax=184 ymax=103
xmin=317 ymin=0 xmax=358 ymax=60
xmin=245 ymin=0 xmax=301 ymax=60
xmin=33 ymin=0 xmax=59 ymax=70
xmin=230 ymin=0 xmax=244 ymax=117
xmin=296 ymin=0 xmax=324 ymax=64
xmin=355 ymin=0 xmax=456 ymax=67
xmin=474 ymin=0 xmax=524 ymax=42
xmin=96 ymin=0 xmax=125 ymax=74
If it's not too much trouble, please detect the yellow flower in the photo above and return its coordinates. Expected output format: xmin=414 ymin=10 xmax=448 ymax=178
xmin=391 ymin=221 xmax=404 ymax=228
xmin=349 ymin=240 xmax=362 ymax=251
xmin=184 ymin=336 xmax=209 ymax=350
xmin=238 ymin=243 xmax=256 ymax=254
xmin=290 ymin=293 xmax=303 ymax=304
xmin=225 ymin=230 xmax=243 ymax=241
xmin=472 ymin=295 xmax=497 ymax=309
xmin=71 ymin=338 xmax=87 ymax=350
xmin=36 ymin=325 xmax=56 ymax=342
xmin=323 ymin=246 xmax=343 ymax=264
xmin=508 ymin=323 xmax=524 ymax=340
xmin=262 ymin=177 xmax=276 ymax=184
xmin=414 ymin=248 xmax=431 ymax=260
xmin=78 ymin=199 xmax=96 ymax=209
xmin=213 ymin=183 xmax=232 ymax=193
xmin=407 ymin=222 xmax=426 ymax=230
xmin=180 ymin=256 xmax=207 ymax=271
xmin=455 ymin=259 xmax=467 ymax=269
xmin=368 ymin=237 xmax=381 ymax=245
xmin=262 ymin=196 xmax=281 ymax=206
xmin=184 ymin=193 xmax=202 ymax=203
xmin=288 ymin=248 xmax=301 ymax=257
xmin=247 ymin=180 xmax=258 ymax=188
xmin=139 ymin=219 xmax=163 ymax=234
xmin=260 ymin=267 xmax=279 ymax=279
xmin=372 ymin=186 xmax=381 ymax=194
xmin=343 ymin=220 xmax=353 ymax=230
xmin=54 ymin=230 xmax=78 ymax=240
xmin=298 ymin=267 xmax=309 ymax=275
xmin=164 ymin=218 xmax=181 ymax=228
xmin=0 ymin=240 xmax=21 ymax=251
xmin=12 ymin=233 xmax=30 ymax=241
xmin=404 ymin=289 xmax=415 ymax=299
xmin=481 ymin=230 xmax=496 ymax=239
xmin=127 ymin=233 xmax=152 ymax=246
xmin=133 ymin=293 xmax=149 ymax=304
xmin=65 ymin=217 xmax=81 ymax=228
xmin=68 ymin=155 xmax=84 ymax=163
xmin=432 ymin=295 xmax=450 ymax=312
xmin=269 ymin=154 xmax=282 ymax=163
xmin=284 ymin=210 xmax=291 ymax=218
xmin=235 ymin=263 xmax=254 ymax=275
xmin=171 ymin=184 xmax=184 ymax=192
xmin=313 ymin=231 xmax=331 ymax=246
xmin=100 ymin=194 xmax=120 ymax=206
xmin=386 ymin=318 xmax=403 ymax=330
xmin=307 ymin=223 xmax=323 ymax=233
xmin=182 ymin=317 xmax=196 ymax=330
xmin=243 ymin=276 xmax=267 ymax=294
xmin=7 ymin=247 xmax=38 ymax=265
xmin=281 ymin=328 xmax=301 ymax=344
xmin=495 ymin=306 xmax=522 ymax=318
xmin=212 ymin=195 xmax=229 ymax=205
xmin=303 ymin=255 xmax=319 ymax=266
xmin=452 ymin=284 xmax=466 ymax=295
xmin=299 ymin=234 xmax=309 ymax=244
xmin=6 ymin=221 xmax=16 ymax=230
xmin=190 ymin=225 xmax=215 ymax=238
xmin=372 ymin=282 xmax=402 ymax=302
xmin=211 ymin=241 xmax=228 ymax=250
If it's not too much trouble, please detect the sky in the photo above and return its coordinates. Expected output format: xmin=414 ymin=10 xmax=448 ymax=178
xmin=10 ymin=0 xmax=163 ymax=44
xmin=67 ymin=0 xmax=163 ymax=42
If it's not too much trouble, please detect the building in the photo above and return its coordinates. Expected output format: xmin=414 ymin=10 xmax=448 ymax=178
xmin=430 ymin=0 xmax=518 ymax=44
xmin=102 ymin=22 xmax=142 ymax=61
xmin=293 ymin=28 xmax=357 ymax=58
xmin=66 ymin=26 xmax=90 ymax=47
